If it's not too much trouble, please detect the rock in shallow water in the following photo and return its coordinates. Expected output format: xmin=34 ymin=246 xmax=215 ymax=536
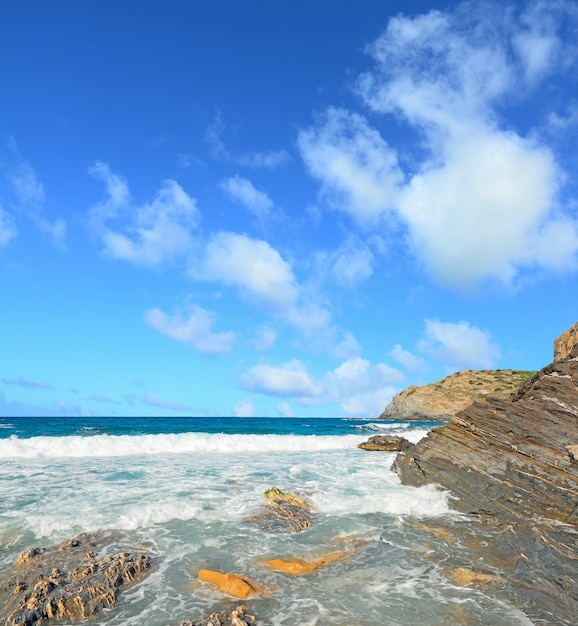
xmin=0 ymin=531 xmax=152 ymax=626
xmin=357 ymin=434 xmax=412 ymax=452
xmin=176 ymin=604 xmax=256 ymax=626
xmin=248 ymin=487 xmax=313 ymax=533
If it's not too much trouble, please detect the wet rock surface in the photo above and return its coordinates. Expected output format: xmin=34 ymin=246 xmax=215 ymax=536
xmin=0 ymin=531 xmax=152 ymax=626
xmin=248 ymin=487 xmax=313 ymax=533
xmin=357 ymin=434 xmax=412 ymax=451
xmin=393 ymin=334 xmax=578 ymax=624
xmin=176 ymin=605 xmax=256 ymax=626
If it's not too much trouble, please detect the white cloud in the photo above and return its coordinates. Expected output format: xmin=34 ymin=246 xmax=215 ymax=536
xmin=240 ymin=356 xmax=404 ymax=417
xmin=193 ymin=231 xmax=331 ymax=334
xmin=5 ymin=142 xmax=66 ymax=246
xmin=276 ymin=402 xmax=294 ymax=417
xmin=418 ymin=319 xmax=499 ymax=370
xmin=0 ymin=207 xmax=17 ymax=246
xmin=321 ymin=237 xmax=374 ymax=288
xmin=220 ymin=175 xmax=274 ymax=220
xmin=298 ymin=107 xmax=403 ymax=225
xmin=390 ymin=344 xmax=424 ymax=372
xmin=300 ymin=3 xmax=578 ymax=290
xmin=331 ymin=330 xmax=361 ymax=361
xmin=144 ymin=305 xmax=236 ymax=355
xmin=89 ymin=161 xmax=199 ymax=268
xmin=205 ymin=111 xmax=290 ymax=169
xmin=240 ymin=359 xmax=322 ymax=399
xmin=142 ymin=392 xmax=192 ymax=413
xmin=233 ymin=398 xmax=256 ymax=417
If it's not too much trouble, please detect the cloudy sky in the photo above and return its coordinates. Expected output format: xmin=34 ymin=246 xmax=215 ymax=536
xmin=1 ymin=0 xmax=578 ymax=418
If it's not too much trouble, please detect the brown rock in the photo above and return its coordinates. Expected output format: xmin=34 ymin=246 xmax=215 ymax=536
xmin=0 ymin=531 xmax=152 ymax=626
xmin=393 ymin=357 xmax=578 ymax=625
xmin=248 ymin=487 xmax=313 ymax=533
xmin=197 ymin=570 xmax=262 ymax=599
xmin=176 ymin=605 xmax=256 ymax=626
xmin=554 ymin=320 xmax=578 ymax=361
xmin=357 ymin=435 xmax=412 ymax=451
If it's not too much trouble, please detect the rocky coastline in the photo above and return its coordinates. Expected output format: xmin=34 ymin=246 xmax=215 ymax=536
xmin=390 ymin=321 xmax=578 ymax=625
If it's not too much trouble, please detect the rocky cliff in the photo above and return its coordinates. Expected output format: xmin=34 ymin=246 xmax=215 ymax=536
xmin=393 ymin=322 xmax=578 ymax=625
xmin=379 ymin=368 xmax=536 ymax=421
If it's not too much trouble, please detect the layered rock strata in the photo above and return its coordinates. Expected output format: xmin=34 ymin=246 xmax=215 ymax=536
xmin=393 ymin=326 xmax=578 ymax=625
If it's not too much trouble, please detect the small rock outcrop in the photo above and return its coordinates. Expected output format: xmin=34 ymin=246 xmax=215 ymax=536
xmin=248 ymin=487 xmax=313 ymax=533
xmin=176 ymin=605 xmax=256 ymax=626
xmin=379 ymin=368 xmax=536 ymax=421
xmin=357 ymin=435 xmax=412 ymax=452
xmin=262 ymin=551 xmax=350 ymax=575
xmin=0 ymin=531 xmax=152 ymax=626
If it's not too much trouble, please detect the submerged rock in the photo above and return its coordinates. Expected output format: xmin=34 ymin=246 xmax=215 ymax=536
xmin=197 ymin=570 xmax=262 ymax=599
xmin=357 ymin=434 xmax=412 ymax=452
xmin=0 ymin=531 xmax=152 ymax=626
xmin=262 ymin=551 xmax=350 ymax=575
xmin=249 ymin=487 xmax=313 ymax=533
xmin=176 ymin=604 xmax=256 ymax=626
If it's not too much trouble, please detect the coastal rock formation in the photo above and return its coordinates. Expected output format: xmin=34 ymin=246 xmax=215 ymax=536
xmin=176 ymin=605 xmax=256 ymax=626
xmin=248 ymin=487 xmax=313 ymax=533
xmin=393 ymin=322 xmax=578 ymax=625
xmin=393 ymin=359 xmax=578 ymax=522
xmin=0 ymin=531 xmax=152 ymax=626
xmin=379 ymin=368 xmax=536 ymax=421
xmin=357 ymin=434 xmax=412 ymax=452
xmin=554 ymin=319 xmax=578 ymax=361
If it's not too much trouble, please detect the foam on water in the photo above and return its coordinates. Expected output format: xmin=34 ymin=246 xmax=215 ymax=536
xmin=0 ymin=432 xmax=367 ymax=458
xmin=0 ymin=420 xmax=532 ymax=625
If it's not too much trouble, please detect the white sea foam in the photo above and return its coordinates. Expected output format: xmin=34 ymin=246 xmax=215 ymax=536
xmin=0 ymin=432 xmax=367 ymax=459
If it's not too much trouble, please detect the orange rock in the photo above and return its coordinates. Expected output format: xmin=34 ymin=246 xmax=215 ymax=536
xmin=197 ymin=569 xmax=261 ymax=598
xmin=263 ymin=551 xmax=349 ymax=575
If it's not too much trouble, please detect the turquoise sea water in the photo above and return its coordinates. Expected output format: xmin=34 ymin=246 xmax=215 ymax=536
xmin=0 ymin=417 xmax=534 ymax=625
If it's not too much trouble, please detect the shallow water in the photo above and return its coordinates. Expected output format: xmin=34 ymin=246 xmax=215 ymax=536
xmin=0 ymin=417 xmax=534 ymax=625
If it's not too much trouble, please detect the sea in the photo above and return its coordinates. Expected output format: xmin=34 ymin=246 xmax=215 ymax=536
xmin=0 ymin=416 xmax=535 ymax=626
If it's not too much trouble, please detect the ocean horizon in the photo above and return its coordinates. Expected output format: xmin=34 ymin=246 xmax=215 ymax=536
xmin=0 ymin=416 xmax=534 ymax=625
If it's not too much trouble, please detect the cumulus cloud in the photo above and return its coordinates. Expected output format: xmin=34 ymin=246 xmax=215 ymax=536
xmin=142 ymin=392 xmax=192 ymax=413
xmin=193 ymin=231 xmax=331 ymax=333
xmin=220 ymin=175 xmax=275 ymax=220
xmin=418 ymin=319 xmax=499 ymax=370
xmin=390 ymin=344 xmax=424 ymax=372
xmin=89 ymin=161 xmax=199 ymax=267
xmin=240 ymin=356 xmax=404 ymax=417
xmin=314 ymin=237 xmax=375 ymax=289
xmin=205 ymin=111 xmax=290 ymax=169
xmin=298 ymin=107 xmax=403 ymax=225
xmin=144 ymin=305 xmax=236 ymax=355
xmin=240 ymin=359 xmax=322 ymax=400
xmin=233 ymin=398 xmax=256 ymax=417
xmin=299 ymin=2 xmax=578 ymax=289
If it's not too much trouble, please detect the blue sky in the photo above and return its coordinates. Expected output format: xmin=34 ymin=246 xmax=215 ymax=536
xmin=1 ymin=0 xmax=578 ymax=418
